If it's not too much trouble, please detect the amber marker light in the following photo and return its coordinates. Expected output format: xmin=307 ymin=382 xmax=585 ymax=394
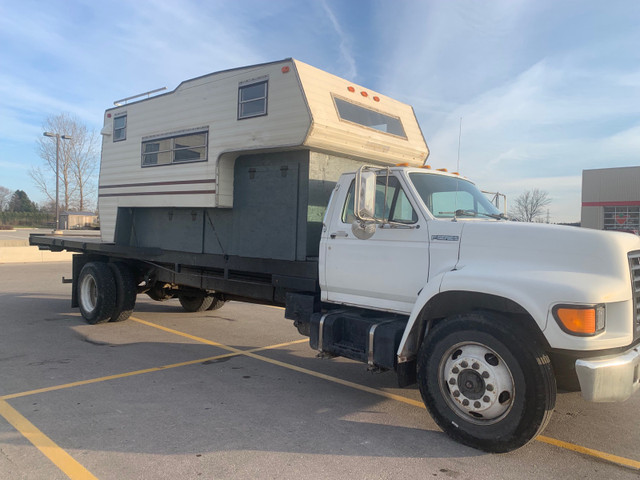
xmin=281 ymin=66 xmax=290 ymax=73
xmin=360 ymin=91 xmax=368 ymax=97
xmin=347 ymin=86 xmax=355 ymax=92
xmin=553 ymin=305 xmax=605 ymax=336
xmin=436 ymin=168 xmax=448 ymax=172
xmin=373 ymin=96 xmax=380 ymax=102
xmin=396 ymin=162 xmax=409 ymax=167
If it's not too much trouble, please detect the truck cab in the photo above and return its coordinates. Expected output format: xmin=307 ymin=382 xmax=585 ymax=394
xmin=305 ymin=165 xmax=640 ymax=452
xmin=320 ymin=166 xmax=499 ymax=314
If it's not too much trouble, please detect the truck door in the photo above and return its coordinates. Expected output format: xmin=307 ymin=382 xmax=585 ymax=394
xmin=321 ymin=174 xmax=430 ymax=314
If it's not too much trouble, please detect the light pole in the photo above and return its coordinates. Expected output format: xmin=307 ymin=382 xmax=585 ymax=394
xmin=43 ymin=132 xmax=72 ymax=233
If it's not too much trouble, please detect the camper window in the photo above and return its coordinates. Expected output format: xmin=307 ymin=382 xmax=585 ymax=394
xmin=333 ymin=97 xmax=406 ymax=139
xmin=113 ymin=114 xmax=127 ymax=142
xmin=238 ymin=80 xmax=268 ymax=119
xmin=142 ymin=131 xmax=208 ymax=167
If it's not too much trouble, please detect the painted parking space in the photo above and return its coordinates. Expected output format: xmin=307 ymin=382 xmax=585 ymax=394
xmin=1 ymin=262 xmax=639 ymax=479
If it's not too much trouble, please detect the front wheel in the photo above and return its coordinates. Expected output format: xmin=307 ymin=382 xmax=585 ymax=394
xmin=417 ymin=312 xmax=556 ymax=453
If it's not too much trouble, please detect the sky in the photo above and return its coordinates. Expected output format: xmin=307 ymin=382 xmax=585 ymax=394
xmin=1 ymin=0 xmax=639 ymax=222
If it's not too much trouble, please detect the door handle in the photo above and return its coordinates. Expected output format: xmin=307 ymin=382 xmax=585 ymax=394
xmin=330 ymin=231 xmax=348 ymax=239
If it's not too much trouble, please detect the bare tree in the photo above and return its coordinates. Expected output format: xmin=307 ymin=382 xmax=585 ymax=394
xmin=0 ymin=186 xmax=11 ymax=211
xmin=509 ymin=189 xmax=551 ymax=222
xmin=30 ymin=113 xmax=99 ymax=212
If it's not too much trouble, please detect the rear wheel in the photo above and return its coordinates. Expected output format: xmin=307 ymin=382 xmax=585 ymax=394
xmin=109 ymin=262 xmax=137 ymax=322
xmin=206 ymin=295 xmax=227 ymax=311
xmin=77 ymin=262 xmax=116 ymax=324
xmin=417 ymin=312 xmax=556 ymax=453
xmin=178 ymin=292 xmax=214 ymax=312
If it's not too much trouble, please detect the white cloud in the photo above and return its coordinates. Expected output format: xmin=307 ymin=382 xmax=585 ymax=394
xmin=319 ymin=0 xmax=357 ymax=80
xmin=0 ymin=160 xmax=30 ymax=171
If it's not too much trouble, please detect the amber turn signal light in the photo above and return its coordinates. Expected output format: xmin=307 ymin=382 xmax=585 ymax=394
xmin=553 ymin=305 xmax=605 ymax=336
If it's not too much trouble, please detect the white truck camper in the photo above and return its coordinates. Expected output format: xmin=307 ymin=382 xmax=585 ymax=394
xmin=31 ymin=58 xmax=640 ymax=453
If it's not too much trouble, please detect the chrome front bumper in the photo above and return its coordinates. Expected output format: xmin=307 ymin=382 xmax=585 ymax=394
xmin=575 ymin=345 xmax=640 ymax=402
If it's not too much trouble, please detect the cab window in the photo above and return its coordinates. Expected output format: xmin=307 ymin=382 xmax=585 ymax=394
xmin=341 ymin=175 xmax=418 ymax=224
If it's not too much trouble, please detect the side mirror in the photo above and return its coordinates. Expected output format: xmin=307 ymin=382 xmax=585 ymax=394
xmin=354 ymin=167 xmax=376 ymax=221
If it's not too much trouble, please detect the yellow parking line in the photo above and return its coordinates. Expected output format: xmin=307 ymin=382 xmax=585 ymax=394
xmin=241 ymin=349 xmax=427 ymax=408
xmin=132 ymin=316 xmax=640 ymax=472
xmin=1 ymin=354 xmax=237 ymax=401
xmin=129 ymin=317 xmax=426 ymax=408
xmin=5 ymin=315 xmax=637 ymax=474
xmin=0 ymin=336 xmax=307 ymax=480
xmin=0 ymin=399 xmax=98 ymax=480
xmin=1 ymin=338 xmax=307 ymax=401
xmin=537 ymin=435 xmax=640 ymax=470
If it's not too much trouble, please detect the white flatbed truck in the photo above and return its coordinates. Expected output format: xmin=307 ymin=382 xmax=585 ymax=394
xmin=31 ymin=59 xmax=640 ymax=453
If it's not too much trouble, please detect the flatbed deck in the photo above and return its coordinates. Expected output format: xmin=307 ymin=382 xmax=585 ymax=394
xmin=29 ymin=233 xmax=319 ymax=306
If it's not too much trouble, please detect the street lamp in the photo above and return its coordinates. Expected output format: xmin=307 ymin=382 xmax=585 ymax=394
xmin=43 ymin=131 xmax=72 ymax=233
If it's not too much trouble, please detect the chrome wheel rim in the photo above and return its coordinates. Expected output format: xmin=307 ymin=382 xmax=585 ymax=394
xmin=438 ymin=342 xmax=515 ymax=425
xmin=79 ymin=274 xmax=98 ymax=314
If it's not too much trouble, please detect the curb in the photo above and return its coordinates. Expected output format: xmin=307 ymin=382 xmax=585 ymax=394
xmin=0 ymin=246 xmax=74 ymax=264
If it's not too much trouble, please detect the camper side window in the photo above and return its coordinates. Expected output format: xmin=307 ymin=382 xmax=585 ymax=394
xmin=238 ymin=80 xmax=268 ymax=119
xmin=141 ymin=131 xmax=208 ymax=167
xmin=333 ymin=97 xmax=407 ymax=139
xmin=113 ymin=114 xmax=127 ymax=142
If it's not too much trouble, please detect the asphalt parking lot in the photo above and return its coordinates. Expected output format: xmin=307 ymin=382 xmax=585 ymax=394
xmin=1 ymin=262 xmax=639 ymax=479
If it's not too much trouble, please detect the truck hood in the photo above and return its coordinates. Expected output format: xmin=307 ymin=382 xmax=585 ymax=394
xmin=457 ymin=221 xmax=640 ymax=279
xmin=446 ymin=220 xmax=640 ymax=349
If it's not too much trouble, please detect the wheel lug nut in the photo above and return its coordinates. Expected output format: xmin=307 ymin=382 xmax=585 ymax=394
xmin=482 ymin=371 xmax=490 ymax=378
xmin=474 ymin=401 xmax=481 ymax=408
xmin=483 ymin=396 xmax=490 ymax=403
xmin=452 ymin=367 xmax=459 ymax=374
xmin=453 ymin=390 xmax=461 ymax=398
xmin=486 ymin=384 xmax=494 ymax=391
xmin=460 ymin=361 xmax=468 ymax=368
xmin=472 ymin=363 xmax=479 ymax=370
xmin=462 ymin=399 xmax=469 ymax=407
xmin=449 ymin=378 xmax=456 ymax=385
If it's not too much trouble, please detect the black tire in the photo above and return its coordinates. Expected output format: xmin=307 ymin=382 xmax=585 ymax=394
xmin=206 ymin=295 xmax=227 ymax=311
xmin=109 ymin=262 xmax=137 ymax=322
xmin=178 ymin=293 xmax=214 ymax=312
xmin=77 ymin=262 xmax=117 ymax=325
xmin=417 ymin=312 xmax=556 ymax=453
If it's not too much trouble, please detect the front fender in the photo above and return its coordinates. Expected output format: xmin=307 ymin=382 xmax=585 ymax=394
xmin=397 ymin=264 xmax=634 ymax=361
xmin=397 ymin=270 xmax=449 ymax=362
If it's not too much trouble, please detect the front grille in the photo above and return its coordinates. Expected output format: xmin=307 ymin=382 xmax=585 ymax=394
xmin=628 ymin=251 xmax=640 ymax=338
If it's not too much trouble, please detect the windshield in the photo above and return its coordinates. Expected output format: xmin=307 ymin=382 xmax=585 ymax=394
xmin=408 ymin=172 xmax=502 ymax=219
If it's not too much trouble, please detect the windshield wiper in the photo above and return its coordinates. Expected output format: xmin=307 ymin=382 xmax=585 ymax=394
xmin=440 ymin=209 xmax=506 ymax=220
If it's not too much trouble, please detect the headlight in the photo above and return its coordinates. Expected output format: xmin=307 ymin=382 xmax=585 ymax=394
xmin=552 ymin=304 xmax=606 ymax=336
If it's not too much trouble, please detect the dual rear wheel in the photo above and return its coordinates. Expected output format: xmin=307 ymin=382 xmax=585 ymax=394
xmin=77 ymin=261 xmax=226 ymax=323
xmin=77 ymin=261 xmax=136 ymax=324
xmin=178 ymin=292 xmax=226 ymax=312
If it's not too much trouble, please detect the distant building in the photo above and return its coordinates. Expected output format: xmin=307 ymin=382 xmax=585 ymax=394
xmin=581 ymin=166 xmax=640 ymax=234
xmin=59 ymin=211 xmax=98 ymax=230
